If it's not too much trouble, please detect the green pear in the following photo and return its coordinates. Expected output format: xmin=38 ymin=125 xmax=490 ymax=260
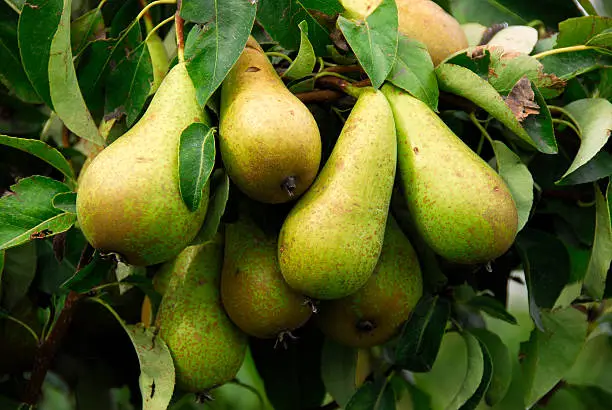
xmin=219 ymin=37 xmax=321 ymax=204
xmin=278 ymin=88 xmax=397 ymax=300
xmin=396 ymin=0 xmax=468 ymax=65
xmin=221 ymin=215 xmax=312 ymax=339
xmin=76 ymin=62 xmax=210 ymax=266
xmin=317 ymin=216 xmax=423 ymax=348
xmin=381 ymin=84 xmax=518 ymax=264
xmin=156 ymin=233 xmax=248 ymax=392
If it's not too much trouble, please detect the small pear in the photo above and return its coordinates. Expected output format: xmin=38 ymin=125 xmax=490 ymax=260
xmin=221 ymin=215 xmax=312 ymax=339
xmin=381 ymin=84 xmax=518 ymax=264
xmin=76 ymin=62 xmax=210 ymax=266
xmin=219 ymin=37 xmax=322 ymax=203
xmin=317 ymin=216 xmax=423 ymax=348
xmin=278 ymin=88 xmax=396 ymax=300
xmin=396 ymin=0 xmax=468 ymax=65
xmin=156 ymin=233 xmax=248 ymax=392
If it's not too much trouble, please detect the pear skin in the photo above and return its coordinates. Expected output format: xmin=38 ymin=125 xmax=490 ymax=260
xmin=278 ymin=88 xmax=396 ymax=300
xmin=221 ymin=216 xmax=312 ymax=339
xmin=76 ymin=62 xmax=210 ymax=266
xmin=396 ymin=0 xmax=468 ymax=65
xmin=156 ymin=233 xmax=248 ymax=392
xmin=381 ymin=84 xmax=518 ymax=264
xmin=219 ymin=37 xmax=321 ymax=204
xmin=317 ymin=216 xmax=423 ymax=348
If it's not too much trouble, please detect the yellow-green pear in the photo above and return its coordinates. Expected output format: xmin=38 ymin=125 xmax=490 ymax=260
xmin=156 ymin=233 xmax=248 ymax=392
xmin=221 ymin=216 xmax=312 ymax=339
xmin=76 ymin=62 xmax=210 ymax=266
xmin=278 ymin=88 xmax=396 ymax=300
xmin=219 ymin=37 xmax=321 ymax=204
xmin=381 ymin=84 xmax=518 ymax=264
xmin=317 ymin=216 xmax=423 ymax=348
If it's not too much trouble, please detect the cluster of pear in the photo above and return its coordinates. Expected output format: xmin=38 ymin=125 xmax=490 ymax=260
xmin=75 ymin=0 xmax=518 ymax=394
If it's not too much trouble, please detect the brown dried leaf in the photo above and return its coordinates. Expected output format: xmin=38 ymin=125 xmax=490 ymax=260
xmin=505 ymin=76 xmax=540 ymax=122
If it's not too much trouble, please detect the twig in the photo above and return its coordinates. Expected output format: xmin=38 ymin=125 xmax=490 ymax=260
xmin=322 ymin=64 xmax=364 ymax=74
xmin=22 ymin=244 xmax=94 ymax=405
xmin=316 ymin=76 xmax=371 ymax=98
xmin=295 ymin=89 xmax=344 ymax=104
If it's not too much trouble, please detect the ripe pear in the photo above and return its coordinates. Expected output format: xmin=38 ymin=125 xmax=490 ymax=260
xmin=381 ymin=84 xmax=518 ymax=264
xmin=278 ymin=88 xmax=396 ymax=300
xmin=76 ymin=62 xmax=210 ymax=266
xmin=219 ymin=37 xmax=321 ymax=204
xmin=396 ymin=0 xmax=468 ymax=65
xmin=317 ymin=216 xmax=423 ymax=348
xmin=156 ymin=233 xmax=248 ymax=392
xmin=221 ymin=215 xmax=312 ymax=339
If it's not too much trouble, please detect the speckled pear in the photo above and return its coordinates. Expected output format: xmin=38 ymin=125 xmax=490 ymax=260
xmin=381 ymin=84 xmax=518 ymax=264
xmin=219 ymin=37 xmax=321 ymax=203
xmin=221 ymin=216 xmax=312 ymax=339
xmin=278 ymin=88 xmax=396 ymax=300
xmin=317 ymin=216 xmax=423 ymax=347
xmin=156 ymin=233 xmax=248 ymax=392
xmin=76 ymin=62 xmax=210 ymax=266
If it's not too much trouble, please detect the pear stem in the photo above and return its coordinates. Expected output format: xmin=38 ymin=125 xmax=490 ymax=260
xmin=265 ymin=51 xmax=294 ymax=64
xmin=532 ymin=45 xmax=593 ymax=60
xmin=138 ymin=0 xmax=155 ymax=33
xmin=469 ymin=112 xmax=494 ymax=147
xmin=175 ymin=0 xmax=185 ymax=62
xmin=552 ymin=118 xmax=581 ymax=138
xmin=145 ymin=15 xmax=176 ymax=43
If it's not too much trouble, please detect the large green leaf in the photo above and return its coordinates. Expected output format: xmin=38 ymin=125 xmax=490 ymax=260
xmin=321 ymin=338 xmax=358 ymax=408
xmin=469 ymin=328 xmax=512 ymax=406
xmin=555 ymin=16 xmax=612 ymax=48
xmin=559 ymin=98 xmax=612 ymax=182
xmin=183 ymin=0 xmax=257 ymax=107
xmin=178 ymin=123 xmax=216 ymax=212
xmin=0 ymin=241 xmax=36 ymax=310
xmin=0 ymin=135 xmax=75 ymax=181
xmin=520 ymin=307 xmax=588 ymax=408
xmin=386 ymin=36 xmax=438 ymax=111
xmin=192 ymin=169 xmax=230 ymax=244
xmin=565 ymin=334 xmax=612 ymax=394
xmin=345 ymin=380 xmax=395 ymax=410
xmin=283 ymin=21 xmax=316 ymax=81
xmin=70 ymin=7 xmax=104 ymax=57
xmin=337 ymin=0 xmax=398 ymax=88
xmin=539 ymin=49 xmax=612 ymax=82
xmin=583 ymin=183 xmax=612 ymax=300
xmin=0 ymin=176 xmax=76 ymax=250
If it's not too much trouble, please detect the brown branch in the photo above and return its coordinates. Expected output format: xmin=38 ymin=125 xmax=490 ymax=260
xmin=323 ymin=64 xmax=364 ymax=74
xmin=295 ymin=89 xmax=344 ymax=104
xmin=22 ymin=244 xmax=94 ymax=405
xmin=61 ymin=125 xmax=70 ymax=148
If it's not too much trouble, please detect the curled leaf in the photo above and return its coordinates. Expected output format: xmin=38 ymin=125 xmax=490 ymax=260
xmin=504 ymin=76 xmax=540 ymax=122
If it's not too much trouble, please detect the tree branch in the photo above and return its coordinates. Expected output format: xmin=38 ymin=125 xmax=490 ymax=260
xmin=295 ymin=89 xmax=344 ymax=104
xmin=22 ymin=244 xmax=94 ymax=405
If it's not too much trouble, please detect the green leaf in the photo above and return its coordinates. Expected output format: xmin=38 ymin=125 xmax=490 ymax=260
xmin=70 ymin=7 xmax=104 ymax=56
xmin=435 ymin=64 xmax=549 ymax=153
xmin=491 ymin=140 xmax=533 ymax=231
xmin=394 ymin=295 xmax=451 ymax=371
xmin=48 ymin=0 xmax=103 ymax=145
xmin=60 ymin=251 xmax=114 ymax=293
xmin=321 ymin=338 xmax=358 ymax=408
xmin=539 ymin=49 xmax=612 ymax=82
xmin=583 ymin=182 xmax=612 ymax=300
xmin=345 ymin=380 xmax=395 ymax=410
xmin=178 ymin=123 xmax=216 ymax=212
xmin=283 ymin=21 xmax=316 ymax=81
xmin=4 ymin=0 xmax=23 ymax=12
xmin=0 ymin=176 xmax=76 ymax=250
xmin=35 ymin=229 xmax=86 ymax=295
xmin=52 ymin=192 xmax=76 ymax=214
xmin=559 ymin=98 xmax=612 ymax=181
xmin=89 ymin=298 xmax=175 ymax=410
xmin=467 ymin=295 xmax=517 ymax=325
xmin=520 ymin=307 xmax=588 ymax=408
xmin=184 ymin=0 xmax=257 ymax=107
xmin=105 ymin=40 xmax=153 ymax=127
xmin=515 ymin=228 xmax=571 ymax=311
xmin=0 ymin=15 xmax=41 ymax=103
xmin=587 ymin=28 xmax=612 ymax=50
xmin=256 ymin=0 xmax=333 ymax=56
xmin=386 ymin=36 xmax=438 ymax=111
xmin=413 ymin=331 xmax=484 ymax=410
xmin=459 ymin=337 xmax=492 ymax=410
xmin=0 ymin=135 xmax=75 ymax=181
xmin=555 ymin=16 xmax=612 ymax=48
xmin=193 ymin=169 xmax=230 ymax=244
xmin=337 ymin=0 xmax=398 ymax=89
xmin=0 ymin=242 xmax=36 ymax=310
xmin=469 ymin=328 xmax=512 ymax=407
xmin=565 ymin=334 xmax=612 ymax=395
xmin=450 ymin=0 xmax=525 ymax=26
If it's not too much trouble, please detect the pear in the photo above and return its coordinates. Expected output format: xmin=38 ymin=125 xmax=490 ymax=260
xmin=219 ymin=37 xmax=322 ymax=204
xmin=76 ymin=62 xmax=210 ymax=266
xmin=156 ymin=233 xmax=248 ymax=392
xmin=278 ymin=88 xmax=396 ymax=300
xmin=146 ymin=32 xmax=170 ymax=95
xmin=317 ymin=216 xmax=423 ymax=348
xmin=381 ymin=84 xmax=518 ymax=264
xmin=396 ymin=0 xmax=467 ymax=66
xmin=221 ymin=215 xmax=312 ymax=339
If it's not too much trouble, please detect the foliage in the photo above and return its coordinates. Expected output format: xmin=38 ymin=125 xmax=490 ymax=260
xmin=0 ymin=0 xmax=611 ymax=409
